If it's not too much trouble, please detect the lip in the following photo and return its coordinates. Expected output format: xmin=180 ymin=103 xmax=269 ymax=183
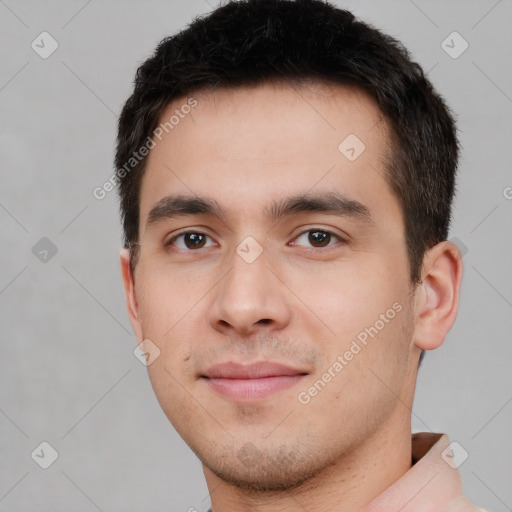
xmin=201 ymin=361 xmax=308 ymax=401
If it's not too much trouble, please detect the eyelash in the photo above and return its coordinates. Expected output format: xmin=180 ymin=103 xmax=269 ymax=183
xmin=164 ymin=228 xmax=347 ymax=253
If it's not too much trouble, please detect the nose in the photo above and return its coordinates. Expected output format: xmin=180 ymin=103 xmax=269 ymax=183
xmin=208 ymin=243 xmax=292 ymax=337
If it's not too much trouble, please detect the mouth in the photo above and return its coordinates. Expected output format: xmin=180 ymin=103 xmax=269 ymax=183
xmin=201 ymin=361 xmax=309 ymax=401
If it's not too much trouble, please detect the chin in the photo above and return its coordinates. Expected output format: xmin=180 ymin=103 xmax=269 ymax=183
xmin=200 ymin=441 xmax=338 ymax=493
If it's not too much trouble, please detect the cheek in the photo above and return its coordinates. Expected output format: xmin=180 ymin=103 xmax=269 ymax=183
xmin=298 ymin=266 xmax=412 ymax=383
xmin=297 ymin=304 xmax=414 ymax=427
xmin=134 ymin=271 xmax=201 ymax=373
xmin=136 ymin=262 xmax=198 ymax=327
xmin=289 ymin=263 xmax=395 ymax=332
xmin=145 ymin=358 xmax=199 ymax=438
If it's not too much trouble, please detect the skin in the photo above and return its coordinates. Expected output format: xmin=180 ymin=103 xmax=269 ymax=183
xmin=120 ymin=81 xmax=463 ymax=512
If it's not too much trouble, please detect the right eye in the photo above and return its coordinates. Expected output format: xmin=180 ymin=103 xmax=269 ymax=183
xmin=164 ymin=231 xmax=216 ymax=252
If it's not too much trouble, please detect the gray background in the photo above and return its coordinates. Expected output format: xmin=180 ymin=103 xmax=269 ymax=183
xmin=1 ymin=0 xmax=511 ymax=510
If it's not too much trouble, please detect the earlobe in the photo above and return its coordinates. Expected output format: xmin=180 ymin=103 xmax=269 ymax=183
xmin=412 ymin=241 xmax=464 ymax=352
xmin=120 ymin=247 xmax=143 ymax=342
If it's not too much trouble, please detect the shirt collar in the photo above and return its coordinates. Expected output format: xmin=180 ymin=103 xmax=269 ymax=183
xmin=360 ymin=432 xmax=463 ymax=512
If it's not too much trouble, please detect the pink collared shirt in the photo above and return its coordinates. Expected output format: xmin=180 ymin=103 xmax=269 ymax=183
xmin=360 ymin=432 xmax=488 ymax=512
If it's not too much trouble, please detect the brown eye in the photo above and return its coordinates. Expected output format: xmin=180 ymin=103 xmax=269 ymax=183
xmin=165 ymin=232 xmax=214 ymax=251
xmin=292 ymin=229 xmax=345 ymax=249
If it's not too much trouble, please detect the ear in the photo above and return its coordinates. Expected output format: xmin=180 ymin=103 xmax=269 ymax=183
xmin=412 ymin=241 xmax=464 ymax=351
xmin=120 ymin=247 xmax=143 ymax=343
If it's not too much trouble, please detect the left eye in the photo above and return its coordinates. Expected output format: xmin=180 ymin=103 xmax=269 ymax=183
xmin=291 ymin=229 xmax=344 ymax=249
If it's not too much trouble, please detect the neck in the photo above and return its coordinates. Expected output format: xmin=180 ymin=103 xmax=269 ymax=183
xmin=204 ymin=417 xmax=412 ymax=512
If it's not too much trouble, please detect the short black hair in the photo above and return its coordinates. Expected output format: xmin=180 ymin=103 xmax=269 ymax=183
xmin=115 ymin=0 xmax=460 ymax=367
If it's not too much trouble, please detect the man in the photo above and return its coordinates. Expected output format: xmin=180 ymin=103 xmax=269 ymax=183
xmin=116 ymin=0 xmax=487 ymax=510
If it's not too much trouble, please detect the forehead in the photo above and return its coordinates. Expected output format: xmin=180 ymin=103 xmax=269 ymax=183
xmin=138 ymin=81 xmax=398 ymax=231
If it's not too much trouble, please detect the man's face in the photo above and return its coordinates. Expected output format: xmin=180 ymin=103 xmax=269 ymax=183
xmin=122 ymin=82 xmax=421 ymax=490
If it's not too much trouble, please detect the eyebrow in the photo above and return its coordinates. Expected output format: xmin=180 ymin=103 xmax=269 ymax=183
xmin=145 ymin=191 xmax=373 ymax=231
